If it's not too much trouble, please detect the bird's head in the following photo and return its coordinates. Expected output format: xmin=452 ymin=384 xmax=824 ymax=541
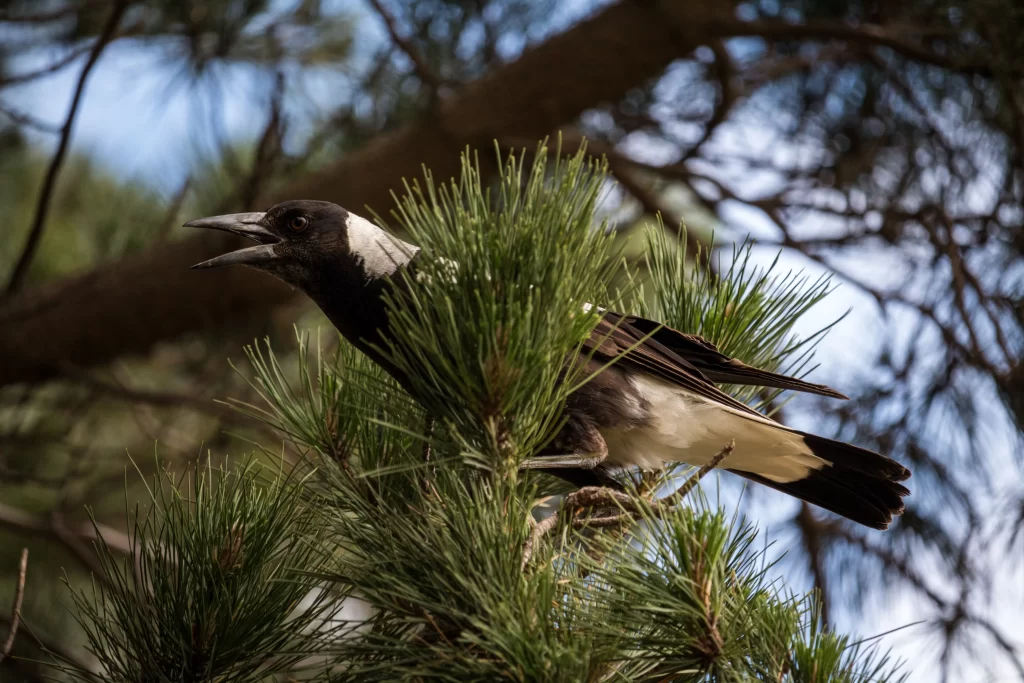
xmin=185 ymin=199 xmax=417 ymax=290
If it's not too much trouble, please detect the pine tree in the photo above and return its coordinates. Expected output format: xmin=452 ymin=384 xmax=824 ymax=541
xmin=60 ymin=143 xmax=905 ymax=682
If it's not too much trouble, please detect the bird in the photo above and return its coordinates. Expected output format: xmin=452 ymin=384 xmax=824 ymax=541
xmin=185 ymin=200 xmax=910 ymax=529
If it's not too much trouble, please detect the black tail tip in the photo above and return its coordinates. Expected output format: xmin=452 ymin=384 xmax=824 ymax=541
xmin=736 ymin=467 xmax=910 ymax=530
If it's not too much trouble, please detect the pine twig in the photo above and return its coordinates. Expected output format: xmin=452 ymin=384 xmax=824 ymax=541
xmin=653 ymin=440 xmax=735 ymax=509
xmin=0 ymin=102 xmax=61 ymax=134
xmin=0 ymin=613 xmax=98 ymax=678
xmin=4 ymin=0 xmax=128 ymax=295
xmin=574 ymin=441 xmax=735 ymax=530
xmin=367 ymin=0 xmax=446 ymax=93
xmin=521 ymin=487 xmax=634 ymax=570
xmin=0 ymin=502 xmax=128 ymax=588
xmin=0 ymin=548 xmax=28 ymax=662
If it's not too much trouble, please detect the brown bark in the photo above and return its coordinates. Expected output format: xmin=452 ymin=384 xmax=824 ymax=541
xmin=0 ymin=0 xmax=730 ymax=387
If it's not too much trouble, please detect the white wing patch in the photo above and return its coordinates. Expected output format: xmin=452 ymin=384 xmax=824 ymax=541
xmin=345 ymin=213 xmax=418 ymax=279
xmin=600 ymin=375 xmax=828 ymax=483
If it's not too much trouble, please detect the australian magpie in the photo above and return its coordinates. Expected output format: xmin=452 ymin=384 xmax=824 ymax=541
xmin=186 ymin=200 xmax=910 ymax=529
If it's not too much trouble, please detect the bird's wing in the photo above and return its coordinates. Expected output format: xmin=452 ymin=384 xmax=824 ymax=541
xmin=618 ymin=314 xmax=848 ymax=400
xmin=582 ymin=312 xmax=770 ymax=420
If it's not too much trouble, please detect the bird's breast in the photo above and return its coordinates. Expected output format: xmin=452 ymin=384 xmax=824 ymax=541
xmin=567 ymin=366 xmax=712 ymax=469
xmin=569 ymin=369 xmax=803 ymax=474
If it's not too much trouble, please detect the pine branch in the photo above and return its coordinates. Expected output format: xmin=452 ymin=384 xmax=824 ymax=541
xmin=62 ymin=461 xmax=339 ymax=683
xmin=523 ymin=442 xmax=735 ymax=570
xmin=66 ymin=142 xmax=906 ymax=682
xmin=379 ymin=140 xmax=622 ymax=471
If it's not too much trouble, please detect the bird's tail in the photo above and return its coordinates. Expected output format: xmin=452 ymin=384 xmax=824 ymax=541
xmin=733 ymin=433 xmax=910 ymax=530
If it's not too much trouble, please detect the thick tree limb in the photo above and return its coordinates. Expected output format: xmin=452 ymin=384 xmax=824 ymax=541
xmin=0 ymin=5 xmax=969 ymax=387
xmin=0 ymin=0 xmax=732 ymax=387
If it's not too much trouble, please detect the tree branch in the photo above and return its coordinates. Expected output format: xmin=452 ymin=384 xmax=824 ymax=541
xmin=0 ymin=0 xmax=107 ymax=23
xmin=0 ymin=42 xmax=97 ymax=88
xmin=0 ymin=0 xmax=734 ymax=388
xmin=0 ymin=548 xmax=28 ymax=662
xmin=153 ymin=177 xmax=192 ymax=244
xmin=714 ymin=18 xmax=992 ymax=75
xmin=0 ymin=502 xmax=130 ymax=577
xmin=0 ymin=102 xmax=61 ymax=134
xmin=368 ymin=0 xmax=446 ymax=93
xmin=5 ymin=0 xmax=128 ymax=295
xmin=522 ymin=442 xmax=734 ymax=568
xmin=795 ymin=503 xmax=832 ymax=627
xmin=678 ymin=39 xmax=736 ymax=163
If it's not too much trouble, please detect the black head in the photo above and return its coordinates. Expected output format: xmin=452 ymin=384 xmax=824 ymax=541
xmin=185 ymin=200 xmax=416 ymax=291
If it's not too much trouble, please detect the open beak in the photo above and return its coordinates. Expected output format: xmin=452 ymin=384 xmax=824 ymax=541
xmin=184 ymin=212 xmax=281 ymax=269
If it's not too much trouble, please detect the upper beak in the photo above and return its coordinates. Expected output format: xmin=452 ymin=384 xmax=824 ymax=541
xmin=184 ymin=212 xmax=280 ymax=269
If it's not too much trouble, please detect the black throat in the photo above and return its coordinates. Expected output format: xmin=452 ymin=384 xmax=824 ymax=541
xmin=299 ymin=252 xmax=417 ymax=389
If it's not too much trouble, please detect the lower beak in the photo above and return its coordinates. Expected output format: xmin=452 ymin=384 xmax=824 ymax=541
xmin=184 ymin=212 xmax=280 ymax=269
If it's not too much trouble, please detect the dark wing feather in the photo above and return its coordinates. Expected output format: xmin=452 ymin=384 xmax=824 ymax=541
xmin=583 ymin=312 xmax=768 ymax=420
xmin=621 ymin=314 xmax=848 ymax=400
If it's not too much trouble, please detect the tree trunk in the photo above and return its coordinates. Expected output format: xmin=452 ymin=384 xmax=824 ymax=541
xmin=0 ymin=0 xmax=730 ymax=387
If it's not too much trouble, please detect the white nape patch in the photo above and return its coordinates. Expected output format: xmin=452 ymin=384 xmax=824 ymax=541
xmin=345 ymin=213 xmax=419 ymax=279
xmin=601 ymin=375 xmax=829 ymax=484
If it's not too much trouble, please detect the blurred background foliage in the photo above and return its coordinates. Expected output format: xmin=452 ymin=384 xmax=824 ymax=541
xmin=0 ymin=0 xmax=1021 ymax=681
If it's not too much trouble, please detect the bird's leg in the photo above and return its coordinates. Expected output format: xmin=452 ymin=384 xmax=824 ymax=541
xmin=519 ymin=452 xmax=607 ymax=470
xmin=519 ymin=418 xmax=608 ymax=471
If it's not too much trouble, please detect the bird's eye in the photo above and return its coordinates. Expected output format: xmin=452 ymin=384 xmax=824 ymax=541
xmin=288 ymin=216 xmax=308 ymax=232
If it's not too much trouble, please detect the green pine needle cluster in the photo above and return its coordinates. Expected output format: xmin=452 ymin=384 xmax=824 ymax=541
xmin=62 ymin=142 xmax=904 ymax=682
xmin=586 ymin=503 xmax=902 ymax=682
xmin=63 ymin=461 xmax=337 ymax=682
xmin=643 ymin=221 xmax=839 ymax=411
xmin=378 ymin=143 xmax=621 ymax=472
xmin=228 ymin=329 xmax=422 ymax=467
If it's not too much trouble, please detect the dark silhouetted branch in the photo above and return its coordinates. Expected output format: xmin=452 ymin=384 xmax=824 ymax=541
xmin=0 ymin=0 xmax=734 ymax=387
xmin=0 ymin=102 xmax=60 ymax=134
xmin=0 ymin=43 xmax=96 ymax=88
xmin=0 ymin=0 xmax=107 ymax=23
xmin=714 ymin=18 xmax=992 ymax=75
xmin=368 ymin=0 xmax=446 ymax=93
xmin=5 ymin=0 xmax=128 ymax=295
